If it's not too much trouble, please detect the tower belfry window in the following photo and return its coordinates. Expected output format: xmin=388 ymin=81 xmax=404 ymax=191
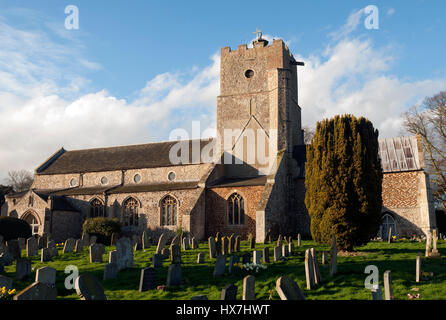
xmin=245 ymin=69 xmax=254 ymax=78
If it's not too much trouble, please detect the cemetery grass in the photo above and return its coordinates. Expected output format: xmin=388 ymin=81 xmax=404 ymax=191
xmin=4 ymin=240 xmax=446 ymax=300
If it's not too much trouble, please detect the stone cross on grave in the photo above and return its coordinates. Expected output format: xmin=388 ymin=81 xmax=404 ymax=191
xmin=253 ymin=27 xmax=262 ymax=40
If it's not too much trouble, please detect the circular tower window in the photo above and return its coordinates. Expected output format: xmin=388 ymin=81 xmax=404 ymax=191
xmin=70 ymin=178 xmax=77 ymax=187
xmin=244 ymin=69 xmax=254 ymax=78
xmin=134 ymin=174 xmax=142 ymax=183
xmin=168 ymin=171 xmax=176 ymax=181
xmin=100 ymin=176 xmax=108 ymax=185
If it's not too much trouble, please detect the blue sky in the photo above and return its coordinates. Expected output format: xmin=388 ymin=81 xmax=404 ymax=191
xmin=0 ymin=0 xmax=445 ymax=180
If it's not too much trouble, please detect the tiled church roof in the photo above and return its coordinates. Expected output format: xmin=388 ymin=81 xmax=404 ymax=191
xmin=36 ymin=138 xmax=215 ymax=175
xmin=378 ymin=136 xmax=422 ymax=173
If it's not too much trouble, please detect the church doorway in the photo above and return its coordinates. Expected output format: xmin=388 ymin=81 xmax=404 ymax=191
xmin=381 ymin=213 xmax=396 ymax=241
xmin=22 ymin=210 xmax=40 ymax=235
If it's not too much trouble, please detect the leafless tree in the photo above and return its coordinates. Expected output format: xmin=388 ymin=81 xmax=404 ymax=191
xmin=403 ymin=91 xmax=446 ymax=207
xmin=6 ymin=170 xmax=34 ymax=192
xmin=303 ymin=125 xmax=315 ymax=144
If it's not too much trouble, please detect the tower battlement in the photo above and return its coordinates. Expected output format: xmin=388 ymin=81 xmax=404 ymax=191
xmin=221 ymin=38 xmax=295 ymax=60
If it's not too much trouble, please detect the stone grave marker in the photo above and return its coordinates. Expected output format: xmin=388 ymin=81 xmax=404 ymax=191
xmin=139 ymin=267 xmax=156 ymax=291
xmin=170 ymin=244 xmax=181 ymax=264
xmin=75 ymin=239 xmax=84 ymax=253
xmin=329 ymin=235 xmax=337 ymax=276
xmin=156 ymin=233 xmax=166 ymax=254
xmin=249 ymin=234 xmax=255 ymax=249
xmin=191 ymin=237 xmax=199 ymax=249
xmin=35 ymin=266 xmax=57 ymax=285
xmin=228 ymin=235 xmax=235 ymax=254
xmin=234 ymin=236 xmax=241 ymax=252
xmin=264 ymin=230 xmax=271 ymax=244
xmin=63 ymin=238 xmax=76 ymax=254
xmin=228 ymin=255 xmax=240 ymax=274
xmin=243 ymin=275 xmax=255 ymax=300
xmin=297 ymin=233 xmax=301 ymax=247
xmin=273 ymin=246 xmax=282 ymax=262
xmin=13 ymin=282 xmax=57 ymax=300
xmin=116 ymin=237 xmax=134 ymax=270
xmin=416 ymin=253 xmax=421 ymax=283
xmin=304 ymin=249 xmax=315 ymax=290
xmin=425 ymin=232 xmax=432 ymax=257
xmin=134 ymin=242 xmax=142 ymax=251
xmin=262 ymin=247 xmax=270 ymax=263
xmin=109 ymin=250 xmax=117 ymax=264
xmin=221 ymin=284 xmax=238 ymax=300
xmin=41 ymin=248 xmax=51 ymax=262
xmin=26 ymin=237 xmax=39 ymax=257
xmin=288 ymin=241 xmax=294 ymax=255
xmin=253 ymin=250 xmax=262 ymax=265
xmin=282 ymin=244 xmax=289 ymax=257
xmin=0 ymin=275 xmax=13 ymax=291
xmin=18 ymin=238 xmax=26 ymax=250
xmin=275 ymin=275 xmax=306 ymax=300
xmin=208 ymin=236 xmax=216 ymax=259
xmin=222 ymin=237 xmax=229 ymax=255
xmin=103 ymin=263 xmax=118 ymax=281
xmin=161 ymin=247 xmax=170 ymax=258
xmin=197 ymin=252 xmax=205 ymax=264
xmin=16 ymin=258 xmax=31 ymax=280
xmin=89 ymin=244 xmax=103 ymax=263
xmin=152 ymin=253 xmax=163 ymax=268
xmin=38 ymin=235 xmax=47 ymax=249
xmin=111 ymin=232 xmax=120 ymax=246
xmin=6 ymin=240 xmax=21 ymax=260
xmin=90 ymin=235 xmax=97 ymax=246
xmin=182 ymin=237 xmax=190 ymax=251
xmin=213 ymin=255 xmax=226 ymax=277
xmin=81 ymin=232 xmax=90 ymax=247
xmin=215 ymin=236 xmax=222 ymax=256
xmin=277 ymin=235 xmax=283 ymax=248
xmin=383 ymin=270 xmax=393 ymax=300
xmin=371 ymin=285 xmax=383 ymax=300
xmin=166 ymin=264 xmax=182 ymax=287
xmin=310 ymin=248 xmax=322 ymax=285
xmin=75 ymin=273 xmax=107 ymax=300
xmin=170 ymin=234 xmax=181 ymax=248
xmin=321 ymin=251 xmax=328 ymax=265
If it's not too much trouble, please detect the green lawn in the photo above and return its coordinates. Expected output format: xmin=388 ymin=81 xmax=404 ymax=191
xmin=3 ymin=239 xmax=446 ymax=300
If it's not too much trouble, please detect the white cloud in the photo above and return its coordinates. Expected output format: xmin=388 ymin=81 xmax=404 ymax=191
xmin=387 ymin=8 xmax=396 ymax=16
xmin=329 ymin=8 xmax=364 ymax=41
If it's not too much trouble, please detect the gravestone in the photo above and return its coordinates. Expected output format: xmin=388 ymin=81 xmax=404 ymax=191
xmin=161 ymin=248 xmax=170 ymax=259
xmin=13 ymin=281 xmax=57 ymax=300
xmin=329 ymin=235 xmax=337 ymax=276
xmin=253 ymin=250 xmax=262 ymax=265
xmin=156 ymin=233 xmax=167 ymax=254
xmin=262 ymin=247 xmax=270 ymax=263
xmin=215 ymin=236 xmax=222 ymax=256
xmin=63 ymin=238 xmax=76 ymax=254
xmin=6 ymin=240 xmax=21 ymax=260
xmin=81 ymin=232 xmax=90 ymax=247
xmin=383 ymin=270 xmax=393 ymax=300
xmin=182 ymin=237 xmax=190 ymax=251
xmin=89 ymin=244 xmax=103 ymax=263
xmin=111 ymin=232 xmax=120 ymax=246
xmin=310 ymin=248 xmax=322 ymax=285
xmin=275 ymin=276 xmax=306 ymax=300
xmin=103 ymin=263 xmax=118 ymax=281
xmin=191 ymin=237 xmax=199 ymax=249
xmin=134 ymin=243 xmax=142 ymax=251
xmin=152 ymin=254 xmax=163 ymax=268
xmin=197 ymin=252 xmax=205 ymax=264
xmin=170 ymin=234 xmax=181 ymax=248
xmin=416 ymin=253 xmax=421 ymax=283
xmin=222 ymin=237 xmax=229 ymax=255
xmin=249 ymin=235 xmax=255 ymax=249
xmin=141 ymin=232 xmax=150 ymax=249
xmin=242 ymin=253 xmax=251 ymax=264
xmin=208 ymin=237 xmax=217 ymax=259
xmin=191 ymin=295 xmax=208 ymax=300
xmin=297 ymin=233 xmax=301 ymax=247
xmin=16 ymin=258 xmax=31 ymax=280
xmin=90 ymin=236 xmax=97 ymax=246
xmin=277 ymin=235 xmax=283 ymax=248
xmin=0 ymin=252 xmax=13 ymax=266
xmin=109 ymin=250 xmax=117 ymax=264
xmin=47 ymin=240 xmax=57 ymax=257
xmin=139 ymin=267 xmax=156 ymax=291
xmin=0 ymin=275 xmax=13 ymax=290
xmin=26 ymin=237 xmax=38 ymax=257
xmin=431 ymin=229 xmax=440 ymax=257
xmin=221 ymin=284 xmax=237 ymax=300
xmin=264 ymin=230 xmax=271 ymax=244
xmin=35 ymin=266 xmax=57 ymax=285
xmin=18 ymin=238 xmax=26 ymax=250
xmin=228 ymin=255 xmax=240 ymax=274
xmin=170 ymin=244 xmax=181 ymax=264
xmin=166 ymin=264 xmax=182 ymax=287
xmin=282 ymin=244 xmax=289 ymax=257
xmin=228 ymin=235 xmax=235 ymax=254
xmin=213 ymin=255 xmax=226 ymax=277
xmin=371 ymin=285 xmax=383 ymax=300
xmin=304 ymin=249 xmax=315 ymax=290
xmin=288 ymin=241 xmax=294 ymax=256
xmin=41 ymin=248 xmax=51 ymax=262
xmin=273 ymin=246 xmax=282 ymax=262
xmin=38 ymin=235 xmax=47 ymax=249
xmin=321 ymin=251 xmax=328 ymax=265
xmin=243 ymin=275 xmax=255 ymax=300
xmin=234 ymin=236 xmax=241 ymax=252
xmin=75 ymin=273 xmax=107 ymax=300
xmin=116 ymin=237 xmax=134 ymax=270
xmin=75 ymin=239 xmax=84 ymax=253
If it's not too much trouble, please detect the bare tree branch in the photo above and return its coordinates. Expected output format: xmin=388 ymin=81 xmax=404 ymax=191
xmin=6 ymin=170 xmax=34 ymax=192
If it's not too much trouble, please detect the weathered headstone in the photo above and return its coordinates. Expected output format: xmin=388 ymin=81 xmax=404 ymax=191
xmin=89 ymin=244 xmax=103 ymax=263
xmin=221 ymin=284 xmax=238 ymax=300
xmin=26 ymin=237 xmax=38 ymax=257
xmin=74 ymin=239 xmax=83 ymax=253
xmin=371 ymin=285 xmax=383 ymax=300
xmin=208 ymin=237 xmax=216 ymax=259
xmin=134 ymin=242 xmax=142 ymax=251
xmin=282 ymin=244 xmax=289 ymax=257
xmin=182 ymin=237 xmax=190 ymax=251
xmin=167 ymin=263 xmax=182 ymax=287
xmin=288 ymin=241 xmax=294 ymax=256
xmin=35 ymin=266 xmax=57 ymax=285
xmin=264 ymin=230 xmax=271 ymax=244
xmin=228 ymin=255 xmax=240 ymax=274
xmin=63 ymin=238 xmax=76 ymax=254
xmin=109 ymin=250 xmax=117 ymax=264
xmin=222 ymin=237 xmax=229 ymax=255
xmin=273 ymin=246 xmax=282 ymax=262
xmin=197 ymin=252 xmax=205 ymax=264
xmin=388 ymin=227 xmax=392 ymax=244
xmin=0 ymin=275 xmax=13 ymax=290
xmin=416 ymin=252 xmax=421 ymax=283
xmin=152 ymin=253 xmax=163 ymax=268
xmin=75 ymin=273 xmax=107 ymax=300
xmin=383 ymin=270 xmax=393 ymax=300
xmin=156 ymin=233 xmax=167 ymax=254
xmin=16 ymin=258 xmax=31 ymax=280
xmin=310 ymin=248 xmax=322 ymax=285
xmin=170 ymin=244 xmax=181 ymax=264
xmin=116 ymin=237 xmax=134 ymax=270
xmin=81 ymin=232 xmax=90 ymax=247
xmin=111 ymin=232 xmax=120 ymax=246
xmin=329 ymin=235 xmax=337 ymax=276
xmin=139 ymin=267 xmax=156 ymax=291
xmin=13 ymin=282 xmax=57 ymax=300
xmin=90 ymin=235 xmax=97 ymax=246
xmin=243 ymin=275 xmax=255 ymax=300
xmin=249 ymin=234 xmax=255 ymax=249
xmin=18 ymin=238 xmax=26 ymax=250
xmin=41 ymin=248 xmax=51 ymax=262
xmin=304 ymin=249 xmax=315 ymax=290
xmin=277 ymin=235 xmax=283 ymax=248
xmin=215 ymin=236 xmax=222 ymax=256
xmin=103 ymin=263 xmax=118 ymax=281
xmin=191 ymin=237 xmax=199 ymax=250
xmin=213 ymin=255 xmax=226 ymax=277
xmin=321 ymin=251 xmax=328 ymax=265
xmin=234 ymin=235 xmax=241 ymax=252
xmin=228 ymin=235 xmax=235 ymax=254
xmin=253 ymin=250 xmax=262 ymax=265
xmin=6 ymin=240 xmax=21 ymax=260
xmin=275 ymin=276 xmax=305 ymax=300
xmin=170 ymin=234 xmax=181 ymax=248
xmin=262 ymin=247 xmax=270 ymax=264
xmin=38 ymin=235 xmax=47 ymax=249
xmin=297 ymin=233 xmax=301 ymax=247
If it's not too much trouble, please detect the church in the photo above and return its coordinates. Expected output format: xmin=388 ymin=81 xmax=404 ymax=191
xmin=1 ymin=35 xmax=437 ymax=243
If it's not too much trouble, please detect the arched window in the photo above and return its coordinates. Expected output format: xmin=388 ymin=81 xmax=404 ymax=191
xmin=161 ymin=195 xmax=177 ymax=226
xmin=23 ymin=211 xmax=40 ymax=235
xmin=381 ymin=213 xmax=396 ymax=240
xmin=123 ymin=197 xmax=139 ymax=227
xmin=89 ymin=198 xmax=105 ymax=218
xmin=228 ymin=193 xmax=245 ymax=225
